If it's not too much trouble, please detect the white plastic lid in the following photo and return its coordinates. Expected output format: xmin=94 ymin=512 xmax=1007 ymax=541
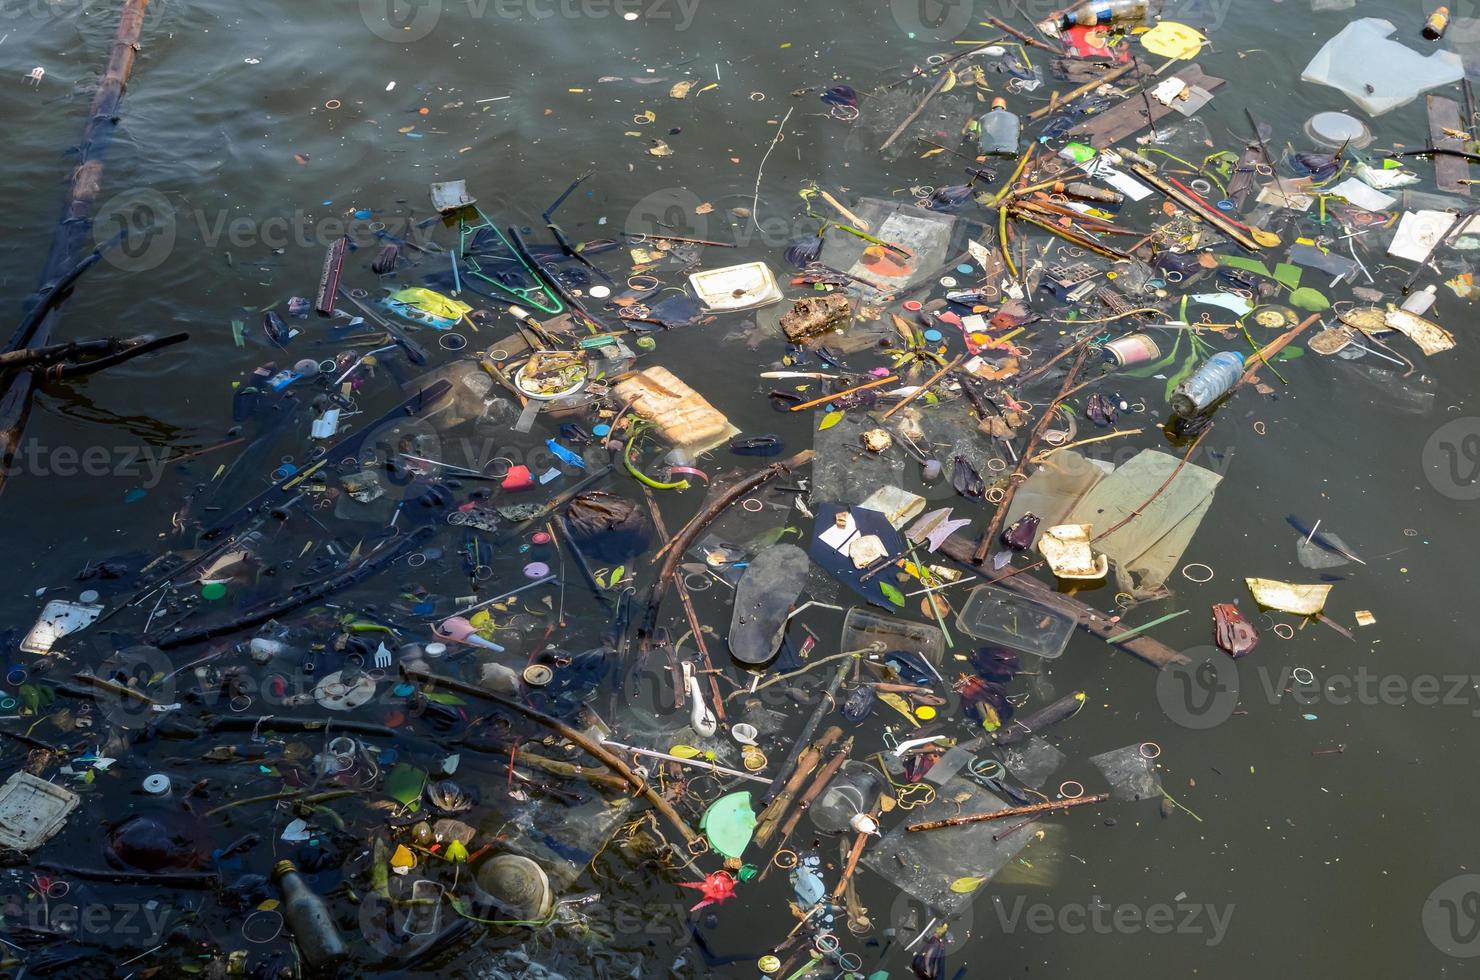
xmin=143 ymin=774 xmax=171 ymax=795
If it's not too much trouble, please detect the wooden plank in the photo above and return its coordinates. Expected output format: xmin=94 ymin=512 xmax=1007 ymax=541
xmin=1067 ymin=63 xmax=1225 ymax=147
xmin=1427 ymin=94 xmax=1471 ymax=196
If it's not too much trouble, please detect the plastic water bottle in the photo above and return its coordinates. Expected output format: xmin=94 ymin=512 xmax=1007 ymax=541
xmin=978 ymin=98 xmax=1020 ymax=156
xmin=1170 ymin=351 xmax=1245 ymax=417
xmin=1048 ymin=0 xmax=1151 ymax=34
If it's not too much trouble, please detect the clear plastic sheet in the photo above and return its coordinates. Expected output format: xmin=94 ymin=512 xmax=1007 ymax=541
xmin=1301 ymin=18 xmax=1464 ymax=116
xmin=817 ymin=198 xmax=958 ymax=296
xmin=861 ymin=773 xmax=1034 ymax=915
xmin=996 ymin=736 xmax=1067 ymax=789
xmin=1088 ymin=744 xmax=1162 ymax=803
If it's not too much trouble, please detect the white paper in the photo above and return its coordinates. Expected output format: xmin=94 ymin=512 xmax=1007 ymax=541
xmin=1386 ymin=210 xmax=1480 ymax=262
xmin=818 ymin=512 xmax=858 ymax=552
xmin=1326 ymin=177 xmax=1395 ymax=213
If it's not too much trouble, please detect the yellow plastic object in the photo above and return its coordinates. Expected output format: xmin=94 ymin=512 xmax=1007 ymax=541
xmin=1140 ymin=22 xmax=1206 ymax=59
xmin=1245 ymin=578 xmax=1333 ymax=616
xmin=387 ymin=286 xmax=472 ymax=322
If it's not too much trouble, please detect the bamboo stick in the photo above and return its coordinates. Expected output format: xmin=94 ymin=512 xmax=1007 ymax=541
xmin=788 ymin=375 xmax=898 ymax=413
xmin=753 ymin=726 xmax=841 ymax=848
xmin=882 ymin=354 xmax=966 ymax=420
xmin=1027 ymin=61 xmax=1139 ymax=120
xmin=906 ymin=792 xmax=1108 ymax=831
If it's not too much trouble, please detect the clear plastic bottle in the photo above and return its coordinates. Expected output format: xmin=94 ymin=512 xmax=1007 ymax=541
xmin=1401 ymin=284 xmax=1438 ymax=316
xmin=273 ymin=860 xmax=348 ymax=969
xmin=1170 ymin=351 xmax=1245 ymax=417
xmin=1048 ymin=0 xmax=1151 ymax=34
xmin=978 ymin=98 xmax=1020 ymax=157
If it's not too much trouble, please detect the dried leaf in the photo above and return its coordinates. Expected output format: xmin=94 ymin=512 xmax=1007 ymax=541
xmin=818 ymin=410 xmax=845 ymax=431
xmin=950 ymin=875 xmax=988 ymax=894
xmin=670 ymin=80 xmax=695 ymax=98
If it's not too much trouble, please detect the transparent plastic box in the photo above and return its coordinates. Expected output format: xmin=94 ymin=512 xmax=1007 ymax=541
xmin=954 ymin=584 xmax=1076 ymax=659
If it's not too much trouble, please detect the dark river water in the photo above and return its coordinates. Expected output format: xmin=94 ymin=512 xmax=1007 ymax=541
xmin=1 ymin=0 xmax=1478 ymax=977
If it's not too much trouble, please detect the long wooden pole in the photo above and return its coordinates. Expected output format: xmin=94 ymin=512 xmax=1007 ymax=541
xmin=0 ymin=0 xmax=153 ymax=498
xmin=906 ymin=792 xmax=1108 ymax=831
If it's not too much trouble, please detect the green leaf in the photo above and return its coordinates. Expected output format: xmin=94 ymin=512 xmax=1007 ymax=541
xmin=878 ymin=581 xmax=906 ymax=607
xmin=384 ymin=764 xmax=427 ymax=806
xmin=608 ymin=565 xmax=625 ymax=588
xmin=818 ymin=409 xmax=844 ymax=431
xmin=1164 ymin=349 xmax=1199 ymax=402
xmin=1274 ymin=345 xmax=1305 ymax=361
xmin=422 ymin=691 xmax=467 ymax=706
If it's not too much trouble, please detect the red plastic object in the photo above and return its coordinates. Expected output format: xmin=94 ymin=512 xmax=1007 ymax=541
xmin=502 ymin=465 xmax=534 ymax=491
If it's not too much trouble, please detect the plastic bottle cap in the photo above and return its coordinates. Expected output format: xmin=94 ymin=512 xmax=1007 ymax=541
xmin=523 ymin=664 xmax=553 ymax=686
xmin=902 ymin=300 xmax=923 ymax=312
xmin=79 ymin=590 xmax=99 ymax=604
xmin=589 ymin=285 xmax=611 ymax=299
xmin=991 ymin=97 xmax=1007 ymax=110
xmin=922 ymin=329 xmax=943 ymax=343
xmin=524 ymin=562 xmax=550 ymax=579
xmin=531 ymin=531 xmax=551 ymax=545
xmin=424 ymin=642 xmax=448 ymax=658
xmin=201 ymin=582 xmax=227 ymax=601
xmin=758 ymin=955 xmax=781 ymax=974
xmin=143 ymin=774 xmax=171 ymax=795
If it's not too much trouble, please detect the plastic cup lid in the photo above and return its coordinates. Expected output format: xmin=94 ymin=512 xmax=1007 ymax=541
xmin=524 ymin=562 xmax=551 ymax=578
xmin=923 ymin=329 xmax=943 ymax=343
xmin=424 ymin=642 xmax=447 ymax=658
xmin=523 ymin=664 xmax=553 ymax=686
xmin=731 ymin=723 xmax=759 ymax=745
xmin=78 ymin=590 xmax=99 ymax=604
xmin=1304 ymin=111 xmax=1371 ymax=149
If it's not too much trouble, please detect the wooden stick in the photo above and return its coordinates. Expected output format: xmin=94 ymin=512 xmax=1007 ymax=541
xmin=906 ymin=792 xmax=1108 ymax=831
xmin=753 ymin=726 xmax=841 ymax=848
xmin=819 ymin=190 xmax=869 ymax=231
xmin=643 ymin=485 xmax=725 ymax=723
xmin=985 ymin=15 xmax=1059 ymax=53
xmin=882 ymin=354 xmax=966 ymax=419
xmin=401 ymin=665 xmax=700 ymax=844
xmin=0 ymin=0 xmax=153 ymax=500
xmin=760 ymin=738 xmax=853 ymax=879
xmin=640 ymin=450 xmax=814 ymax=651
xmin=788 ymin=375 xmax=897 ymax=412
xmin=973 ymin=343 xmax=1090 ymax=563
xmin=1130 ymin=164 xmax=1262 ymax=251
xmin=1027 ymin=61 xmax=1138 ymax=120
xmin=881 ymin=69 xmax=955 ymax=152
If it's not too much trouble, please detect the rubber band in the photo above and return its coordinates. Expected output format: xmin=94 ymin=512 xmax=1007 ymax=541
xmin=439 ymin=333 xmax=467 ymax=351
xmin=407 ymin=552 xmax=427 ymax=567
xmin=742 ymin=498 xmax=764 ymax=512
xmin=628 ymin=274 xmax=660 ymax=291
xmin=772 ymin=849 xmax=797 ymax=869
xmin=1059 ymin=780 xmax=1084 ymax=799
xmin=830 ymin=105 xmax=859 ymax=121
xmin=324 ymin=99 xmax=341 ymax=109
xmin=987 ymin=457 xmax=1007 ymax=472
xmin=1403 ymin=528 xmax=1418 ymax=537
xmin=1292 ymin=667 xmax=1315 ymax=685
xmin=814 ymin=933 xmax=840 ymax=955
xmin=6 ymin=668 xmax=26 ymax=686
xmin=749 ymin=91 xmax=766 ymax=101
xmin=488 ymin=457 xmax=513 ymax=478
xmin=1190 ymin=178 xmax=1212 ymax=196
xmin=985 ymin=487 xmax=1006 ymax=504
xmin=489 ymin=348 xmax=509 ymax=361
xmin=1115 ymin=592 xmax=1135 ymax=609
xmin=242 ymin=909 xmax=283 ymax=943
xmin=1182 ymin=563 xmax=1214 ymax=583
xmin=230 ymin=695 xmax=252 ymax=712
xmin=1253 ymin=421 xmax=1266 ymax=435
xmin=1139 ymin=741 xmax=1162 ymax=760
xmin=684 ymin=572 xmax=713 ymax=593
xmin=1273 ymin=624 xmax=1295 ymax=640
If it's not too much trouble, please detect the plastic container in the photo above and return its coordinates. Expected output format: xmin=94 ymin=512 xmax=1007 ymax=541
xmin=0 ymin=772 xmax=79 ymax=851
xmin=978 ymin=98 xmax=1020 ymax=156
xmin=954 ymin=584 xmax=1076 ymax=659
xmin=1044 ymin=0 xmax=1150 ymax=35
xmin=1169 ymin=351 xmax=1245 ymax=417
xmin=840 ymin=606 xmax=944 ymax=665
xmin=810 ymin=761 xmax=887 ymax=834
xmin=1402 ymin=284 xmax=1438 ymax=316
xmin=1302 ymin=111 xmax=1372 ymax=151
